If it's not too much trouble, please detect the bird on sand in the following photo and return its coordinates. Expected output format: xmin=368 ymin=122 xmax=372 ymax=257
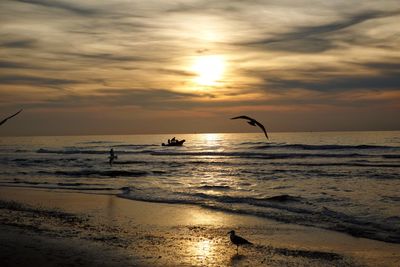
xmin=231 ymin=115 xmax=269 ymax=139
xmin=228 ymin=230 xmax=253 ymax=254
xmin=0 ymin=109 xmax=23 ymax=126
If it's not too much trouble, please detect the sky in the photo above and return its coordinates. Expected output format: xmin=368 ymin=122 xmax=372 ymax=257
xmin=0 ymin=0 xmax=399 ymax=136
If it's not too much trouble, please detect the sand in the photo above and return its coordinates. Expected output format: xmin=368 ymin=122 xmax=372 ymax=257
xmin=0 ymin=186 xmax=399 ymax=267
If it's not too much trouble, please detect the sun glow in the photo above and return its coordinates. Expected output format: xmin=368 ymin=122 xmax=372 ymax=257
xmin=192 ymin=55 xmax=225 ymax=86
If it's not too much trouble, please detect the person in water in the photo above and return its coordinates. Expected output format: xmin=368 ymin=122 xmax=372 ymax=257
xmin=109 ymin=148 xmax=117 ymax=166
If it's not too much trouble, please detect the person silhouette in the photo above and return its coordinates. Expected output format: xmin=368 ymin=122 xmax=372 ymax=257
xmin=109 ymin=148 xmax=117 ymax=166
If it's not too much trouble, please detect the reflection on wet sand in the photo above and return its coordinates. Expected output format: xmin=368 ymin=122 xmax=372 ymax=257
xmin=230 ymin=254 xmax=246 ymax=266
xmin=193 ymin=239 xmax=213 ymax=260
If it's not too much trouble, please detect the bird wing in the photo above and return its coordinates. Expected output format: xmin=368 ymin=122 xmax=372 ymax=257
xmin=231 ymin=115 xmax=269 ymax=139
xmin=230 ymin=115 xmax=254 ymax=121
xmin=254 ymin=120 xmax=269 ymax=139
xmin=0 ymin=109 xmax=23 ymax=126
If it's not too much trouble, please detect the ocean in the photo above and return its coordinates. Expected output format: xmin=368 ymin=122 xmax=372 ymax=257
xmin=1 ymin=131 xmax=399 ymax=243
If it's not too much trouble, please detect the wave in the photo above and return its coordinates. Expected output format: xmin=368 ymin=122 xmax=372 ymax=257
xmin=119 ymin=189 xmax=400 ymax=244
xmin=112 ymin=144 xmax=157 ymax=148
xmin=13 ymin=158 xmax=82 ymax=163
xmin=383 ymin=154 xmax=400 ymax=159
xmin=239 ymin=141 xmax=267 ymax=145
xmin=381 ymin=196 xmax=400 ymax=202
xmin=197 ymin=185 xmax=231 ymax=191
xmin=112 ymin=160 xmax=148 ymax=165
xmin=56 ymin=182 xmax=104 ymax=186
xmin=78 ymin=141 xmax=123 ymax=144
xmin=271 ymin=162 xmax=400 ymax=168
xmin=36 ymin=147 xmax=380 ymax=159
xmin=37 ymin=169 xmax=149 ymax=178
xmin=15 ymin=149 xmax=29 ymax=153
xmin=151 ymin=151 xmax=372 ymax=159
xmin=0 ymin=182 xmax=117 ymax=192
xmin=36 ymin=148 xmax=152 ymax=155
xmin=253 ymin=144 xmax=399 ymax=150
xmin=37 ymin=148 xmax=105 ymax=155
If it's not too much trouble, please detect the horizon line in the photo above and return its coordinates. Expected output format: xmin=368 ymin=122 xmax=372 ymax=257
xmin=1 ymin=129 xmax=399 ymax=138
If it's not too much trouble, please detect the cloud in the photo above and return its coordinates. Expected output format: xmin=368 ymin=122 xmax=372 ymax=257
xmin=63 ymin=52 xmax=147 ymax=63
xmin=14 ymin=0 xmax=99 ymax=16
xmin=155 ymin=68 xmax=195 ymax=77
xmin=0 ymin=75 xmax=81 ymax=87
xmin=25 ymin=88 xmax=198 ymax=109
xmin=357 ymin=61 xmax=400 ymax=74
xmin=265 ymin=72 xmax=400 ymax=92
xmin=236 ymin=9 xmax=400 ymax=53
xmin=0 ymin=60 xmax=28 ymax=69
xmin=0 ymin=38 xmax=37 ymax=49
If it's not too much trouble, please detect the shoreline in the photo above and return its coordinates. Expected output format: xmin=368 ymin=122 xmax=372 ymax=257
xmin=2 ymin=182 xmax=399 ymax=244
xmin=1 ymin=186 xmax=400 ymax=266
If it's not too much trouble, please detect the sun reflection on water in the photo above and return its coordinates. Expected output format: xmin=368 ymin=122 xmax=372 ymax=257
xmin=201 ymin=133 xmax=222 ymax=143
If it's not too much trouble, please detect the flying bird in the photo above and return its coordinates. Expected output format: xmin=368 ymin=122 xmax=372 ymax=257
xmin=0 ymin=109 xmax=23 ymax=126
xmin=231 ymin=115 xmax=269 ymax=139
xmin=228 ymin=230 xmax=253 ymax=254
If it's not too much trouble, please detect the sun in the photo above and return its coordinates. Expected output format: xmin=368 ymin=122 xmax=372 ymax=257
xmin=192 ymin=55 xmax=225 ymax=86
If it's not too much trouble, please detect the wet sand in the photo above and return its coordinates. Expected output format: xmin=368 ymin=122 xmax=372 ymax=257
xmin=0 ymin=187 xmax=399 ymax=266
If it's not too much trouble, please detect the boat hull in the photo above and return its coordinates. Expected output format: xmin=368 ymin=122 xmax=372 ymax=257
xmin=161 ymin=140 xmax=185 ymax=146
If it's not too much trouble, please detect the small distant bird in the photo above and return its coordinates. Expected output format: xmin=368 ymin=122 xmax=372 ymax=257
xmin=228 ymin=230 xmax=253 ymax=254
xmin=231 ymin=115 xmax=269 ymax=139
xmin=0 ymin=109 xmax=23 ymax=126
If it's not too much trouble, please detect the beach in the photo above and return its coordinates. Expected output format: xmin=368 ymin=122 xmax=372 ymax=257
xmin=1 ymin=186 xmax=399 ymax=267
xmin=2 ymin=0 xmax=399 ymax=265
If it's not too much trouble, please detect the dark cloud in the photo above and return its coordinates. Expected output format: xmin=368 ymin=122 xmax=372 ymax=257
xmin=0 ymin=60 xmax=57 ymax=71
xmin=14 ymin=0 xmax=98 ymax=16
xmin=289 ymin=10 xmax=398 ymax=38
xmin=64 ymin=52 xmax=146 ymax=63
xmin=265 ymin=72 xmax=400 ymax=92
xmin=358 ymin=62 xmax=400 ymax=74
xmin=257 ymin=37 xmax=336 ymax=53
xmin=156 ymin=68 xmax=195 ymax=77
xmin=237 ymin=10 xmax=400 ymax=53
xmin=18 ymin=88 xmax=267 ymax=110
xmin=0 ymin=39 xmax=37 ymax=49
xmin=31 ymin=88 xmax=198 ymax=109
xmin=165 ymin=0 xmax=249 ymax=15
xmin=0 ymin=75 xmax=80 ymax=87
xmin=0 ymin=60 xmax=27 ymax=69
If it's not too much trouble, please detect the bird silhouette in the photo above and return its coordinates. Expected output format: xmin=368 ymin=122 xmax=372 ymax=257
xmin=0 ymin=109 xmax=23 ymax=126
xmin=231 ymin=115 xmax=268 ymax=139
xmin=228 ymin=230 xmax=253 ymax=254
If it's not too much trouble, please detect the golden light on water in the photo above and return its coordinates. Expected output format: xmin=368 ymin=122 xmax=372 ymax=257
xmin=202 ymin=133 xmax=221 ymax=143
xmin=192 ymin=55 xmax=225 ymax=86
xmin=193 ymin=239 xmax=213 ymax=259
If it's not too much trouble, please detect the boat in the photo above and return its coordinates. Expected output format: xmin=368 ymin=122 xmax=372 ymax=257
xmin=161 ymin=139 xmax=185 ymax=146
